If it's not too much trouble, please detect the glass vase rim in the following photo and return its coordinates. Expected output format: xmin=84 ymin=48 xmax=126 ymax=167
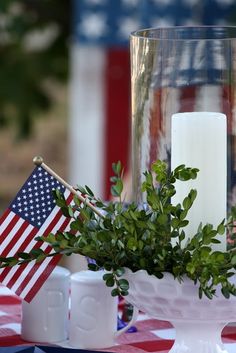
xmin=130 ymin=25 xmax=236 ymax=42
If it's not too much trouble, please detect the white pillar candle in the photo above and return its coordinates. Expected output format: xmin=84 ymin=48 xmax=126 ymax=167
xmin=171 ymin=112 xmax=227 ymax=250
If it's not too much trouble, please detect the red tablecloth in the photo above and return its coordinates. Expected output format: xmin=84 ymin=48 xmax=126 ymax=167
xmin=0 ymin=286 xmax=236 ymax=353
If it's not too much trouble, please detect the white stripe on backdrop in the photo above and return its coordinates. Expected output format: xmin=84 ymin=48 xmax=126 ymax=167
xmin=69 ymin=46 xmax=106 ymax=198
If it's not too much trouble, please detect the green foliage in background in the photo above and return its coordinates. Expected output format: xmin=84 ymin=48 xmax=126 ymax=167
xmin=0 ymin=0 xmax=70 ymax=138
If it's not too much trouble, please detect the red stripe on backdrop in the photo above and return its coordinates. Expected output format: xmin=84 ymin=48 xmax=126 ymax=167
xmin=179 ymin=86 xmax=198 ymax=112
xmin=149 ymin=89 xmax=164 ymax=167
xmin=222 ymin=84 xmax=234 ymax=134
xmin=104 ymin=48 xmax=131 ymax=200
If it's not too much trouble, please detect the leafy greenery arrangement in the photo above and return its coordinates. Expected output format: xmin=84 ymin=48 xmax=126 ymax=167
xmin=1 ymin=160 xmax=236 ymax=300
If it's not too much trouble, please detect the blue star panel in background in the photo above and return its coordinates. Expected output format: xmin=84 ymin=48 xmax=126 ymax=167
xmin=73 ymin=0 xmax=236 ymax=47
xmin=73 ymin=0 xmax=141 ymax=46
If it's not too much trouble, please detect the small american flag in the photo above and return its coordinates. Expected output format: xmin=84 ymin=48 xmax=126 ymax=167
xmin=0 ymin=165 xmax=73 ymax=302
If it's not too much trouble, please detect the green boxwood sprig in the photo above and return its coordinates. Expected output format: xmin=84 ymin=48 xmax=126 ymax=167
xmin=1 ymin=160 xmax=236 ymax=300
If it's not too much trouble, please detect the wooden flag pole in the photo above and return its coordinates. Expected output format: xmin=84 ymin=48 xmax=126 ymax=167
xmin=33 ymin=156 xmax=104 ymax=218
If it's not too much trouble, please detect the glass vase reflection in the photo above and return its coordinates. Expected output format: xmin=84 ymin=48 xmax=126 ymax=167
xmin=130 ymin=26 xmax=236 ymax=212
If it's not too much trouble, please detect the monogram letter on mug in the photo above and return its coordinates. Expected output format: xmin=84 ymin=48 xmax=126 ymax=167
xmin=69 ymin=270 xmax=139 ymax=349
xmin=21 ymin=266 xmax=70 ymax=343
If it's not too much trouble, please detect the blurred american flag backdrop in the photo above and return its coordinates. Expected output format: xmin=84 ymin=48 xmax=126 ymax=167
xmin=69 ymin=0 xmax=236 ymax=201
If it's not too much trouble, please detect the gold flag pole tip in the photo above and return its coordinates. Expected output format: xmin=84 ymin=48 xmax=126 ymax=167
xmin=33 ymin=156 xmax=44 ymax=166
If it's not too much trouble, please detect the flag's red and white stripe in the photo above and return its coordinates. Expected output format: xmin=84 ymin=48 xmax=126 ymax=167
xmin=0 ymin=190 xmax=73 ymax=302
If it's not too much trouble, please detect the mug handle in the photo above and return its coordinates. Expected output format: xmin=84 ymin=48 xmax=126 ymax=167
xmin=114 ymin=305 xmax=139 ymax=337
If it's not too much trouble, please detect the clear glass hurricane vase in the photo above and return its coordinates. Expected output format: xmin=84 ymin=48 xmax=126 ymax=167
xmin=130 ymin=26 xmax=236 ymax=214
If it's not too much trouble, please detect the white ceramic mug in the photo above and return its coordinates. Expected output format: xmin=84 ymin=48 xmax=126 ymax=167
xmin=69 ymin=270 xmax=139 ymax=349
xmin=21 ymin=265 xmax=70 ymax=343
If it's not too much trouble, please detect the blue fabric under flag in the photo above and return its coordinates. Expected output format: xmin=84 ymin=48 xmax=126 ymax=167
xmin=0 ymin=346 xmax=110 ymax=353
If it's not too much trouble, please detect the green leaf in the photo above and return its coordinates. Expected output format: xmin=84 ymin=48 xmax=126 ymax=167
xmin=115 ymin=268 xmax=125 ymax=277
xmin=200 ymin=246 xmax=211 ymax=257
xmin=157 ymin=214 xmax=168 ymax=224
xmin=189 ymin=189 xmax=197 ymax=203
xmin=105 ymin=276 xmax=115 ymax=287
xmin=79 ymin=208 xmax=91 ymax=221
xmin=111 ymin=179 xmax=123 ymax=197
xmin=77 ymin=186 xmax=87 ymax=195
xmin=217 ymin=223 xmax=225 ymax=235
xmin=179 ymin=209 xmax=188 ymax=220
xmin=171 ymin=218 xmax=179 ymax=229
xmin=73 ymin=195 xmax=82 ymax=207
xmin=151 ymin=160 xmax=167 ymax=182
xmin=118 ymin=279 xmax=129 ymax=291
xmin=112 ymin=161 xmax=122 ymax=175
xmin=17 ymin=252 xmax=31 ymax=260
xmin=173 ymin=164 xmax=185 ymax=173
xmin=85 ymin=185 xmax=94 ymax=196
xmin=88 ymin=263 xmax=99 ymax=271
xmin=120 ymin=290 xmax=129 ymax=296
xmin=103 ymin=273 xmax=112 ymax=281
xmin=70 ymin=220 xmax=80 ymax=232
xmin=6 ymin=258 xmax=18 ymax=267
xmin=45 ymin=233 xmax=56 ymax=243
xmin=183 ymin=197 xmax=191 ymax=210
xmin=36 ymin=254 xmax=47 ymax=263
xmin=127 ymin=237 xmax=138 ymax=251
xmin=211 ymin=238 xmax=221 ymax=244
xmin=56 ymin=198 xmax=67 ymax=208
xmin=179 ymin=220 xmax=189 ymax=228
xmin=97 ymin=231 xmax=111 ymax=242
xmin=111 ymin=288 xmax=119 ymax=297
xmin=67 ymin=205 xmax=74 ymax=218
xmin=231 ymin=254 xmax=236 ymax=265
xmin=55 ymin=188 xmax=64 ymax=199
xmin=222 ymin=287 xmax=230 ymax=299
xmin=179 ymin=231 xmax=186 ymax=241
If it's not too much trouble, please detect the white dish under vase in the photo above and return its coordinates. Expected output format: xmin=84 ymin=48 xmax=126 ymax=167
xmin=122 ymin=268 xmax=236 ymax=353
